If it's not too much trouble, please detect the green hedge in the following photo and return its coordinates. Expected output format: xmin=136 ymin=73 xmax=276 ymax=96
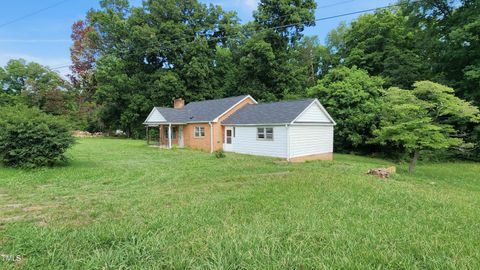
xmin=0 ymin=105 xmax=75 ymax=168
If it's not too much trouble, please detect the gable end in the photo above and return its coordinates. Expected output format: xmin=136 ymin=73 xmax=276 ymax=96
xmin=144 ymin=108 xmax=166 ymax=124
xmin=292 ymin=100 xmax=336 ymax=125
xmin=214 ymin=95 xmax=257 ymax=122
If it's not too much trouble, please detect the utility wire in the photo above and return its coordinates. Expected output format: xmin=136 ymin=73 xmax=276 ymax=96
xmin=50 ymin=64 xmax=70 ymax=70
xmin=19 ymin=0 xmax=417 ymax=73
xmin=58 ymin=0 xmax=416 ymax=71
xmin=0 ymin=0 xmax=73 ymax=28
xmin=317 ymin=0 xmax=358 ymax=9
xmin=164 ymin=0 xmax=417 ymax=44
xmin=254 ymin=0 xmax=359 ymax=24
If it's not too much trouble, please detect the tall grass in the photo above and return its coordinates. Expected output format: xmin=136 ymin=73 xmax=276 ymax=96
xmin=0 ymin=138 xmax=479 ymax=269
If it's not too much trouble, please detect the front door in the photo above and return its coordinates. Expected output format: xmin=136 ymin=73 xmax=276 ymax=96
xmin=223 ymin=127 xmax=233 ymax=151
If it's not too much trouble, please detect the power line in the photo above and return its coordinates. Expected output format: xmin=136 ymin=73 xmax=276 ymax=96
xmin=255 ymin=0 xmax=359 ymax=25
xmin=163 ymin=0 xmax=414 ymax=42
xmin=50 ymin=65 xmax=70 ymax=70
xmin=7 ymin=0 xmax=417 ymax=73
xmin=317 ymin=0 xmax=358 ymax=9
xmin=0 ymin=0 xmax=73 ymax=29
xmin=267 ymin=1 xmax=414 ymax=32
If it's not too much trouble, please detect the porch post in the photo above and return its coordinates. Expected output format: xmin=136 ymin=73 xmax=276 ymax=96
xmin=168 ymin=123 xmax=172 ymax=149
xmin=146 ymin=126 xmax=149 ymax=145
xmin=159 ymin=125 xmax=162 ymax=146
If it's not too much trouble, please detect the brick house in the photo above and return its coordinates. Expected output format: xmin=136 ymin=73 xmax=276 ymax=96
xmin=143 ymin=95 xmax=336 ymax=161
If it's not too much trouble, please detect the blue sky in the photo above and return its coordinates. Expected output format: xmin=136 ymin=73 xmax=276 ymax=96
xmin=0 ymin=0 xmax=393 ymax=76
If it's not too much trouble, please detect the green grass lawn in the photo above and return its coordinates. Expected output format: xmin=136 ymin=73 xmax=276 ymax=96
xmin=1 ymin=138 xmax=479 ymax=269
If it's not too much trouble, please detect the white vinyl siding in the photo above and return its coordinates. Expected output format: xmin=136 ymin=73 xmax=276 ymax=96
xmin=289 ymin=125 xmax=333 ymax=158
xmin=146 ymin=108 xmax=166 ymax=123
xmin=227 ymin=126 xmax=287 ymax=158
xmin=295 ymin=103 xmax=331 ymax=123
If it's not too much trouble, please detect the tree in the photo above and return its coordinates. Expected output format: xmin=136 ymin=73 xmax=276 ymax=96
xmin=327 ymin=9 xmax=428 ymax=89
xmin=373 ymin=81 xmax=479 ymax=173
xmin=399 ymin=0 xmax=480 ymax=105
xmin=254 ymin=0 xmax=316 ymax=46
xmin=307 ymin=66 xmax=384 ymax=151
xmin=88 ymin=0 xmax=241 ymax=136
xmin=0 ymin=91 xmax=23 ymax=106
xmin=70 ymin=19 xmax=98 ymax=101
xmin=224 ymin=0 xmax=318 ymax=101
xmin=0 ymin=59 xmax=71 ymax=115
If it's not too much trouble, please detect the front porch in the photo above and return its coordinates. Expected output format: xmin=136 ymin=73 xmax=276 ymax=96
xmin=145 ymin=124 xmax=185 ymax=149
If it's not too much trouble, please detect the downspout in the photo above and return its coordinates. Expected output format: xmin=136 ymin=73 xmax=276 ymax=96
xmin=209 ymin=122 xmax=213 ymax=153
xmin=285 ymin=124 xmax=290 ymax=161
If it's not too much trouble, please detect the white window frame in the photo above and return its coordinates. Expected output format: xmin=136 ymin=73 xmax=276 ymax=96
xmin=194 ymin=126 xmax=205 ymax=138
xmin=257 ymin=127 xmax=274 ymax=141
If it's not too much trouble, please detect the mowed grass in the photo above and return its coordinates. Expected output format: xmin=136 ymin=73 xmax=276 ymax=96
xmin=0 ymin=138 xmax=479 ymax=269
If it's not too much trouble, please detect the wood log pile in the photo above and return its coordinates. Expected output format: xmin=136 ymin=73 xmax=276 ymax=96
xmin=367 ymin=166 xmax=396 ymax=179
xmin=72 ymin=131 xmax=103 ymax=138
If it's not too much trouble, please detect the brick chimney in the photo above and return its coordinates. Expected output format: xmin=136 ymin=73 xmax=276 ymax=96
xmin=174 ymin=98 xmax=185 ymax=109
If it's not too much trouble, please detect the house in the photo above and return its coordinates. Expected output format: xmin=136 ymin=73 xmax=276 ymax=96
xmin=143 ymin=95 xmax=336 ymax=161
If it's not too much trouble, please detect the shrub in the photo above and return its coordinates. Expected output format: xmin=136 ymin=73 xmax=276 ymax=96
xmin=214 ymin=150 xmax=226 ymax=159
xmin=0 ymin=105 xmax=75 ymax=168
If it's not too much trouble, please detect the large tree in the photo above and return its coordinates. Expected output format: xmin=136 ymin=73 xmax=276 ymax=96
xmin=0 ymin=59 xmax=71 ymax=115
xmin=70 ymin=19 xmax=98 ymax=102
xmin=402 ymin=0 xmax=480 ymax=104
xmin=87 ymin=0 xmax=240 ymax=136
xmin=221 ymin=0 xmax=318 ymax=101
xmin=373 ymin=81 xmax=479 ymax=172
xmin=326 ymin=9 xmax=428 ymax=89
xmin=307 ymin=66 xmax=384 ymax=151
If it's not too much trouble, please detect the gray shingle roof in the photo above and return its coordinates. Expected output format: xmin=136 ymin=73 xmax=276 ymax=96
xmin=222 ymin=99 xmax=315 ymax=125
xmin=152 ymin=95 xmax=250 ymax=123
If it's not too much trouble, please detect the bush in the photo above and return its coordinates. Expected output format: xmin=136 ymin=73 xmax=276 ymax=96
xmin=214 ymin=150 xmax=226 ymax=159
xmin=0 ymin=105 xmax=75 ymax=168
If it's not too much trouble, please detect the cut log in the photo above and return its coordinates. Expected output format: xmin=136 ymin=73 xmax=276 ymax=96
xmin=367 ymin=166 xmax=396 ymax=179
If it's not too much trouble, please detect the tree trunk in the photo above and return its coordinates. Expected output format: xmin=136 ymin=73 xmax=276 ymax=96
xmin=409 ymin=150 xmax=420 ymax=173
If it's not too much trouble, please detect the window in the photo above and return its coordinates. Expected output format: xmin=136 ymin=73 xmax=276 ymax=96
xmin=194 ymin=126 xmax=205 ymax=138
xmin=257 ymin=127 xmax=273 ymax=140
xmin=226 ymin=129 xmax=232 ymax=144
xmin=164 ymin=127 xmax=177 ymax=139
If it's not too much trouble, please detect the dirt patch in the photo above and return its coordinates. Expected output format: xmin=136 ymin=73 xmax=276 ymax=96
xmin=36 ymin=218 xmax=48 ymax=227
xmin=0 ymin=216 xmax=24 ymax=223
xmin=5 ymin=204 xmax=23 ymax=209
xmin=23 ymin=206 xmax=50 ymax=212
xmin=254 ymin=171 xmax=291 ymax=178
xmin=273 ymin=160 xmax=290 ymax=165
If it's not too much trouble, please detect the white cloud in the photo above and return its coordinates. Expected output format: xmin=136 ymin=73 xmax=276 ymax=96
xmin=244 ymin=0 xmax=258 ymax=10
xmin=212 ymin=0 xmax=259 ymax=13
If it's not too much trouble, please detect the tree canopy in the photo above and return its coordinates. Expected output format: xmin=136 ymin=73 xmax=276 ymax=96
xmin=1 ymin=0 xmax=479 ymax=163
xmin=373 ymin=81 xmax=479 ymax=172
xmin=308 ymin=66 xmax=384 ymax=151
xmin=0 ymin=59 xmax=70 ymax=115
